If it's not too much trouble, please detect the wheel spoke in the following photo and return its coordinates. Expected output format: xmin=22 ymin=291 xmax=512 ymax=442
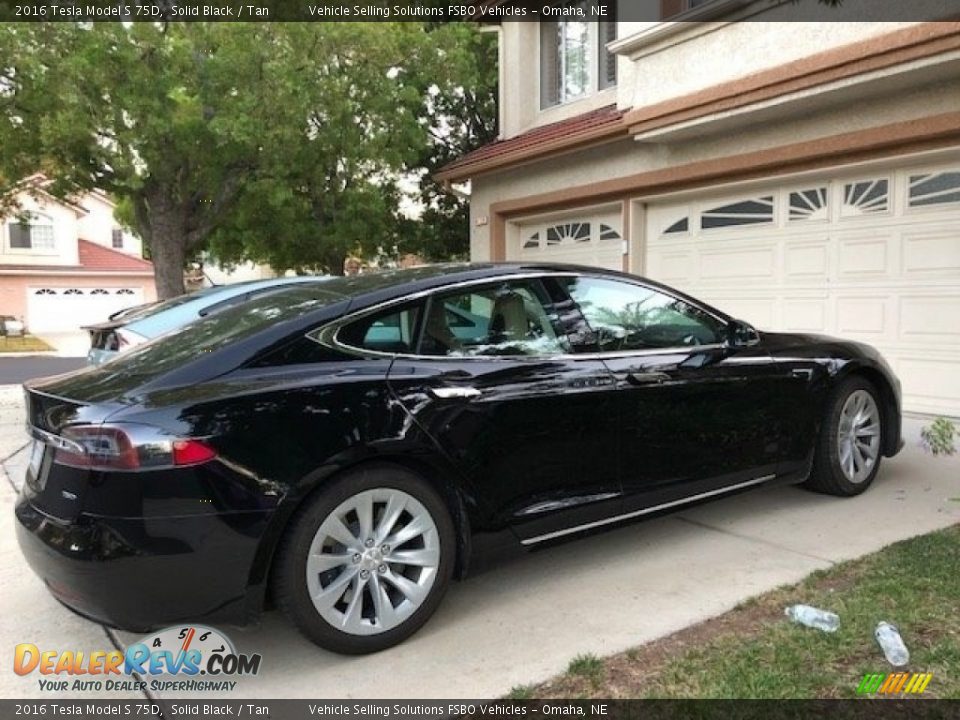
xmin=321 ymin=514 xmax=359 ymax=548
xmin=385 ymin=514 xmax=431 ymax=548
xmin=355 ymin=492 xmax=374 ymax=543
xmin=382 ymin=569 xmax=428 ymax=606
xmin=851 ymin=442 xmax=864 ymax=474
xmin=389 ymin=547 xmax=439 ymax=568
xmin=341 ymin=575 xmax=366 ymax=630
xmin=375 ymin=493 xmax=407 ymax=544
xmin=856 ymin=423 xmax=880 ymax=438
xmin=312 ymin=567 xmax=356 ymax=609
xmin=369 ymin=574 xmax=397 ymax=628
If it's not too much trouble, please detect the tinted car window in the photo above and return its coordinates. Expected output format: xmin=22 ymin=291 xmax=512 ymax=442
xmin=559 ymin=277 xmax=723 ymax=351
xmin=419 ymin=280 xmax=570 ymax=357
xmin=100 ymin=286 xmax=345 ymax=379
xmin=338 ymin=302 xmax=424 ymax=354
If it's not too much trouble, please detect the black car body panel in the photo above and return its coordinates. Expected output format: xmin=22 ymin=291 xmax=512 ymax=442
xmin=15 ymin=264 xmax=903 ymax=630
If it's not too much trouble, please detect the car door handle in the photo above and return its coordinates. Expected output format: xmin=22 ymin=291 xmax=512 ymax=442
xmin=619 ymin=371 xmax=671 ymax=386
xmin=429 ymin=386 xmax=481 ymax=400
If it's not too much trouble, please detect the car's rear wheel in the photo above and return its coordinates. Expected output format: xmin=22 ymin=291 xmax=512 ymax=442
xmin=274 ymin=465 xmax=455 ymax=654
xmin=804 ymin=376 xmax=883 ymax=496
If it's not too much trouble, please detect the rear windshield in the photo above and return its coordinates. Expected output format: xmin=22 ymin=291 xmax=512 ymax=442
xmin=101 ymin=285 xmax=345 ymax=379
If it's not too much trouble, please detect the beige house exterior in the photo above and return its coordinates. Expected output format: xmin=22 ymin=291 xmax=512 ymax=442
xmin=440 ymin=10 xmax=960 ymax=416
xmin=0 ymin=179 xmax=156 ymax=333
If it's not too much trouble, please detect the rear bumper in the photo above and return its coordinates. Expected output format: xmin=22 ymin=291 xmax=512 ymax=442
xmin=15 ymin=494 xmax=272 ymax=631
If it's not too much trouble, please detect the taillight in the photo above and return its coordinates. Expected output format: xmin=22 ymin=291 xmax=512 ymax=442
xmin=54 ymin=424 xmax=217 ymax=471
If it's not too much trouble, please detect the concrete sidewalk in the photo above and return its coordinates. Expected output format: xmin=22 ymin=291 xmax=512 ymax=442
xmin=0 ymin=384 xmax=957 ymax=700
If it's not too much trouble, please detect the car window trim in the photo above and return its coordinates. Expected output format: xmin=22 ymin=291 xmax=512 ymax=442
xmin=309 ymin=271 xmax=731 ymax=362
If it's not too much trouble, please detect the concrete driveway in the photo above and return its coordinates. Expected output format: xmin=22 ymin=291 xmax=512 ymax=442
xmin=1 ymin=384 xmax=957 ymax=700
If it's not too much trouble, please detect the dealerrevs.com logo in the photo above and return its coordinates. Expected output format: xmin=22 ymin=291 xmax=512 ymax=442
xmin=14 ymin=625 xmax=262 ymax=693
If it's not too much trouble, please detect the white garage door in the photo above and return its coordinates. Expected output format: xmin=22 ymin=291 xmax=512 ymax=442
xmin=646 ymin=156 xmax=960 ymax=416
xmin=511 ymin=207 xmax=624 ymax=270
xmin=27 ymin=287 xmax=144 ymax=333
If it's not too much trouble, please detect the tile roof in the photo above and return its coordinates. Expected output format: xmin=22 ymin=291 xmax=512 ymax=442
xmin=435 ymin=104 xmax=627 ymax=182
xmin=78 ymin=239 xmax=154 ymax=273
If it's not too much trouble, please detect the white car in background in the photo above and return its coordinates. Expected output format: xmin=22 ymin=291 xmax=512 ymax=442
xmin=85 ymin=276 xmax=329 ymax=365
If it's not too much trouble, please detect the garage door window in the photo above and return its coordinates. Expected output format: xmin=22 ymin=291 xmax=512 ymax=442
xmin=908 ymin=171 xmax=960 ymax=208
xmin=788 ymin=187 xmax=829 ymax=222
xmin=561 ymin=277 xmax=724 ymax=351
xmin=700 ymin=196 xmax=773 ymax=229
xmin=841 ymin=178 xmax=889 ymax=216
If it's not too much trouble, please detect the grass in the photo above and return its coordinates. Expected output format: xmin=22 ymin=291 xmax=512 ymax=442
xmin=521 ymin=524 xmax=960 ymax=699
xmin=0 ymin=335 xmax=54 ymax=353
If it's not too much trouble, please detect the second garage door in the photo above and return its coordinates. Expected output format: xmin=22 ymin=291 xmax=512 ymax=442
xmin=645 ymin=156 xmax=960 ymax=416
xmin=28 ymin=287 xmax=144 ymax=333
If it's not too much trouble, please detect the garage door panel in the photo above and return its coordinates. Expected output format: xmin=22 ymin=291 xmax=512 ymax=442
xmin=901 ymin=232 xmax=960 ymax=276
xmin=784 ymin=241 xmax=829 ymax=279
xmin=899 ymin=295 xmax=960 ymax=343
xmin=836 ymin=235 xmax=892 ymax=278
xmin=782 ymin=299 xmax=828 ymax=333
xmin=836 ymin=296 xmax=888 ymax=336
xmin=898 ymin=356 xmax=960 ymax=415
xmin=647 ymin=251 xmax=692 ymax=284
xmin=699 ymin=246 xmax=776 ymax=280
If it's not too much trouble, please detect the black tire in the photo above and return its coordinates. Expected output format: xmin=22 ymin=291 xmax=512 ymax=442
xmin=273 ymin=464 xmax=456 ymax=654
xmin=804 ymin=376 xmax=883 ymax=497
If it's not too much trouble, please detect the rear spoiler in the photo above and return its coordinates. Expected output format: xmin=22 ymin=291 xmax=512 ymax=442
xmin=80 ymin=321 xmax=122 ymax=333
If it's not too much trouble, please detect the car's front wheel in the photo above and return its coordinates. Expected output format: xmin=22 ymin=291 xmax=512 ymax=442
xmin=274 ymin=465 xmax=455 ymax=654
xmin=805 ymin=376 xmax=883 ymax=496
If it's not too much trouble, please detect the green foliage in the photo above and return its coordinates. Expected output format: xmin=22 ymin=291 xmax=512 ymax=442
xmin=505 ymin=684 xmax=535 ymax=700
xmin=1 ymin=22 xmax=496 ymax=290
xmin=920 ymin=417 xmax=957 ymax=456
xmin=566 ymin=653 xmax=604 ymax=683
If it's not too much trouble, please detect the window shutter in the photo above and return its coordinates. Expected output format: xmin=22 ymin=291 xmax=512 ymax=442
xmin=598 ymin=16 xmax=617 ymax=89
xmin=9 ymin=223 xmax=31 ymax=249
xmin=540 ymin=20 xmax=561 ymax=109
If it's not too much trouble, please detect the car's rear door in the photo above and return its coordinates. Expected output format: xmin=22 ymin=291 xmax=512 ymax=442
xmin=554 ymin=275 xmax=786 ymax=514
xmin=379 ymin=276 xmax=622 ymax=544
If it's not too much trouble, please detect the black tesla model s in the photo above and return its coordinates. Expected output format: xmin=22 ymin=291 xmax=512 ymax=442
xmin=16 ymin=264 xmax=902 ymax=654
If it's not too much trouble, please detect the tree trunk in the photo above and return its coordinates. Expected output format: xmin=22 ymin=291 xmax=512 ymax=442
xmin=144 ymin=190 xmax=189 ymax=299
xmin=150 ymin=229 xmax=187 ymax=299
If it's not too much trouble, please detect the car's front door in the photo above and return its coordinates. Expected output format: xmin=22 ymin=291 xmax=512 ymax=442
xmin=555 ymin=276 xmax=786 ymax=514
xmin=380 ymin=277 xmax=622 ymax=543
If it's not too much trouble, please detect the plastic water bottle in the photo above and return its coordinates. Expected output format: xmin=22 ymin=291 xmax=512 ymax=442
xmin=785 ymin=604 xmax=840 ymax=632
xmin=875 ymin=622 xmax=910 ymax=666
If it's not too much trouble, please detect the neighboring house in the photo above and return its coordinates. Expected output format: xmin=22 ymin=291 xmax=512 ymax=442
xmin=0 ymin=177 xmax=156 ymax=333
xmin=439 ymin=6 xmax=960 ymax=416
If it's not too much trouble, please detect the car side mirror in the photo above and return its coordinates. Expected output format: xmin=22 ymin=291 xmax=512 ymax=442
xmin=725 ymin=319 xmax=760 ymax=348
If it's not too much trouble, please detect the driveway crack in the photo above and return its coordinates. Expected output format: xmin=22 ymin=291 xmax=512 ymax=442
xmin=104 ymin=627 xmax=159 ymax=703
xmin=674 ymin=515 xmax=837 ymax=565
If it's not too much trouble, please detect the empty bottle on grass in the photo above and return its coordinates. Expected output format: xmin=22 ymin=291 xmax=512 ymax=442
xmin=875 ymin=622 xmax=910 ymax=666
xmin=785 ymin=604 xmax=840 ymax=632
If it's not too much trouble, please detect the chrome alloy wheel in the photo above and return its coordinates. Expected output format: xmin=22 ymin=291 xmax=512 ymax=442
xmin=305 ymin=488 xmax=440 ymax=635
xmin=836 ymin=389 xmax=881 ymax=484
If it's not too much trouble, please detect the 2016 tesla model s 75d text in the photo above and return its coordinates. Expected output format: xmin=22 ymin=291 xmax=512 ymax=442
xmin=16 ymin=264 xmax=903 ymax=654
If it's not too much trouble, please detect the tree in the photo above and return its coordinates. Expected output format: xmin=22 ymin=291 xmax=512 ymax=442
xmin=0 ymin=23 xmax=280 ymax=297
xmin=403 ymin=23 xmax=498 ymax=262
xmin=207 ymin=23 xmax=434 ymax=276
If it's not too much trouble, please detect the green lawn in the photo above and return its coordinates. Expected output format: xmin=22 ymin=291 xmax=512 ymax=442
xmin=0 ymin=335 xmax=54 ymax=353
xmin=524 ymin=524 xmax=960 ymax=699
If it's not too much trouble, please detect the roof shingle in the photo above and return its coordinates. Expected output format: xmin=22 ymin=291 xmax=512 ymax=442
xmin=78 ymin=239 xmax=154 ymax=273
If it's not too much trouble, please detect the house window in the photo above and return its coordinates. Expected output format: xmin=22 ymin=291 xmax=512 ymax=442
xmin=8 ymin=215 xmax=55 ymax=251
xmin=540 ymin=3 xmax=617 ymax=109
xmin=546 ymin=222 xmax=591 ymax=245
xmin=111 ymin=228 xmax=124 ymax=249
xmin=841 ymin=179 xmax=889 ymax=217
xmin=661 ymin=0 xmax=715 ymax=19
